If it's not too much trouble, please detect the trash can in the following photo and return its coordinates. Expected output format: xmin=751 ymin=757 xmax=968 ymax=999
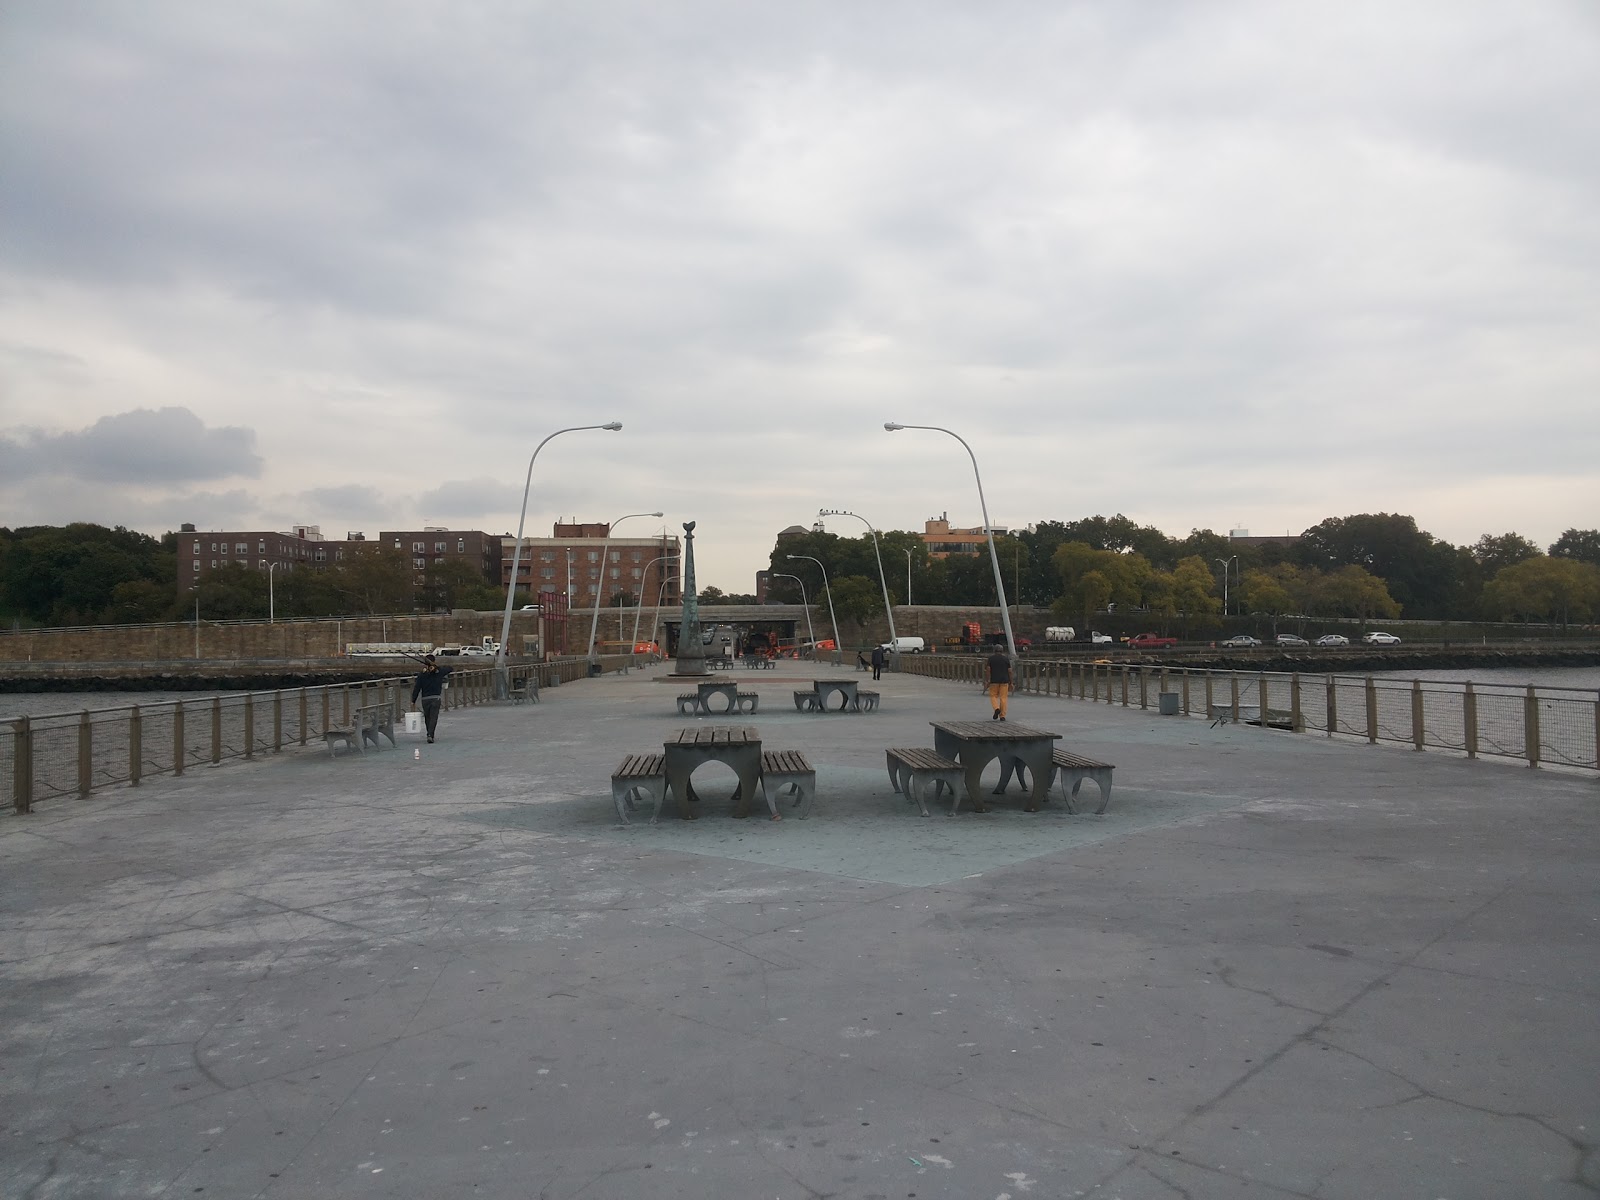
xmin=1158 ymin=692 xmax=1181 ymax=716
xmin=588 ymin=662 xmax=603 ymax=677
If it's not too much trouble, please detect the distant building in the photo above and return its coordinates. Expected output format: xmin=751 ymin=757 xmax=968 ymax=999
xmin=379 ymin=528 xmax=502 ymax=589
xmin=920 ymin=513 xmax=1007 ymax=558
xmin=502 ymin=523 xmax=681 ymax=610
xmin=1227 ymin=527 xmax=1300 ymax=550
xmin=178 ymin=522 xmax=352 ymax=598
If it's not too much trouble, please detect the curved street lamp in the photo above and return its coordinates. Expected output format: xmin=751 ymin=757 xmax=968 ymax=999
xmin=770 ymin=572 xmax=815 ymax=655
xmin=629 ymin=552 xmax=679 ymax=658
xmin=586 ymin=511 xmax=665 ymax=666
xmin=818 ymin=508 xmax=897 ymax=649
xmin=495 ymin=421 xmax=622 ymax=698
xmin=883 ymin=422 xmax=1015 ymax=660
xmin=1216 ymin=556 xmax=1238 ymax=617
xmin=785 ymin=553 xmax=841 ymax=664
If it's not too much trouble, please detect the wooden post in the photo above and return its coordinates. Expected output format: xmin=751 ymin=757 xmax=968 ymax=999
xmin=174 ymin=701 xmax=185 ymax=775
xmin=273 ymin=691 xmax=283 ymax=753
xmin=1524 ymin=685 xmax=1540 ymax=768
xmin=1365 ymin=677 xmax=1377 ymax=744
xmin=1258 ymin=672 xmax=1268 ymax=731
xmin=211 ymin=697 xmax=222 ymax=765
xmin=1205 ymin=671 xmax=1214 ymax=719
xmin=130 ymin=705 xmax=142 ymax=787
xmin=1120 ymin=666 xmax=1129 ymax=707
xmin=1181 ymin=669 xmax=1191 ymax=715
xmin=1139 ymin=668 xmax=1148 ymax=709
xmin=78 ymin=711 xmax=92 ymax=797
xmin=1290 ymin=673 xmax=1303 ymax=733
xmin=1463 ymin=682 xmax=1477 ymax=759
xmin=299 ymin=688 xmax=308 ymax=745
xmin=12 ymin=716 xmax=31 ymax=814
xmin=1411 ymin=680 xmax=1424 ymax=751
xmin=244 ymin=693 xmax=254 ymax=760
xmin=1326 ymin=676 xmax=1336 ymax=738
xmin=1230 ymin=673 xmax=1240 ymax=723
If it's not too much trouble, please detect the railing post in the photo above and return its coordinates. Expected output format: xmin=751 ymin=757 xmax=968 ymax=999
xmin=1463 ymin=682 xmax=1477 ymax=758
xmin=1230 ymin=673 xmax=1240 ymax=723
xmin=1139 ymin=668 xmax=1148 ymax=710
xmin=1290 ymin=673 xmax=1303 ymax=733
xmin=274 ymin=691 xmax=283 ymax=752
xmin=1524 ymin=685 xmax=1540 ymax=768
xmin=1411 ymin=680 xmax=1424 ymax=751
xmin=174 ymin=701 xmax=185 ymax=775
xmin=1205 ymin=670 xmax=1214 ymax=719
xmin=211 ymin=697 xmax=222 ymax=765
xmin=1365 ymin=677 xmax=1377 ymax=744
xmin=1259 ymin=672 xmax=1268 ymax=731
xmin=130 ymin=705 xmax=142 ymax=787
xmin=1326 ymin=676 xmax=1336 ymax=737
xmin=12 ymin=716 xmax=31 ymax=814
xmin=1120 ymin=666 xmax=1129 ymax=707
xmin=1181 ymin=670 xmax=1191 ymax=716
xmin=299 ymin=688 xmax=308 ymax=745
xmin=244 ymin=693 xmax=255 ymax=760
xmin=78 ymin=711 xmax=93 ymax=797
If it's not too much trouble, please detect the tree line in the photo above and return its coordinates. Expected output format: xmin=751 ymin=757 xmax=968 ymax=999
xmin=765 ymin=514 xmax=1600 ymax=631
xmin=3 ymin=515 xmax=1598 ymax=630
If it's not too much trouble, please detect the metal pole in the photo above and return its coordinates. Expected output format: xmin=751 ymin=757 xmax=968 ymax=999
xmin=818 ymin=509 xmax=897 ymax=647
xmin=630 ymin=552 xmax=677 ymax=657
xmin=787 ymin=554 xmax=842 ymax=665
xmin=267 ymin=562 xmax=277 ymax=623
xmin=494 ymin=421 xmax=623 ymax=698
xmin=587 ymin=512 xmax=663 ymax=667
xmin=882 ymin=424 xmax=1015 ymax=660
xmin=772 ymin=573 xmax=815 ymax=652
xmin=906 ymin=548 xmax=913 ymax=608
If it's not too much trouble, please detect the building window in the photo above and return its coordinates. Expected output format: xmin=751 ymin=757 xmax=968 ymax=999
xmin=334 ymin=549 xmax=344 ymax=560
xmin=259 ymin=559 xmax=267 ymax=569
xmin=258 ymin=540 xmax=266 ymax=553
xmin=412 ymin=541 xmax=425 ymax=552
xmin=457 ymin=538 xmax=465 ymax=552
xmin=234 ymin=543 xmax=247 ymax=554
xmin=631 ymin=552 xmax=641 ymax=563
xmin=540 ymin=552 xmax=554 ymax=563
xmin=192 ymin=541 xmax=201 ymax=554
xmin=211 ymin=559 xmax=217 ymax=568
xmin=610 ymin=568 xmax=620 ymax=580
xmin=434 ymin=541 xmax=446 ymax=553
xmin=587 ymin=551 xmax=598 ymax=563
xmin=314 ymin=549 xmax=326 ymax=562
xmin=193 ymin=560 xmax=201 ymax=571
xmin=587 ymin=583 xmax=598 ymax=594
xmin=540 ymin=568 xmax=554 ymax=579
xmin=414 ymin=557 xmax=426 ymax=569
xmin=631 ymin=568 xmax=642 ymax=579
xmin=393 ymin=539 xmax=401 ymax=549
xmin=210 ymin=542 xmax=218 ymax=552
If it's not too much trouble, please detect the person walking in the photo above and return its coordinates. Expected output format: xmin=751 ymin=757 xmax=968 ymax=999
xmin=410 ymin=653 xmax=452 ymax=743
xmin=986 ymin=648 xmax=1012 ymax=721
xmin=869 ymin=644 xmax=886 ymax=681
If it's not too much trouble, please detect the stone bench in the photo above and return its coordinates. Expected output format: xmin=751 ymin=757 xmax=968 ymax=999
xmin=793 ymin=689 xmax=820 ymax=712
xmin=759 ymin=750 xmax=815 ymax=820
xmin=1049 ymin=749 xmax=1116 ymax=814
xmin=885 ymin=747 xmax=965 ymax=817
xmin=677 ymin=691 xmax=760 ymax=716
xmin=997 ymin=748 xmax=1117 ymax=814
xmin=857 ymin=690 xmax=880 ymax=712
xmin=611 ymin=753 xmax=667 ymax=825
xmin=322 ymin=724 xmax=363 ymax=757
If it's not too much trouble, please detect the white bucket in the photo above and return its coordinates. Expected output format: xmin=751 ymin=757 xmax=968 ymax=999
xmin=404 ymin=711 xmax=423 ymax=735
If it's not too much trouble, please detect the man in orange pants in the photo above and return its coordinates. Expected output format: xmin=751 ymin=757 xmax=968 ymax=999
xmin=986 ymin=648 xmax=1012 ymax=721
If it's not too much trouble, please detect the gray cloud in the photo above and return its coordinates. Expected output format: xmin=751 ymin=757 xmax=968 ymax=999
xmin=294 ymin=485 xmax=390 ymax=522
xmin=417 ymin=478 xmax=518 ymax=521
xmin=0 ymin=408 xmax=261 ymax=484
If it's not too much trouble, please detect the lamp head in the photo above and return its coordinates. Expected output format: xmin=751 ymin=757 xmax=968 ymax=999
xmin=884 ymin=422 xmax=903 ymax=431
xmin=601 ymin=421 xmax=623 ymax=431
xmin=650 ymin=511 xmax=664 ymax=517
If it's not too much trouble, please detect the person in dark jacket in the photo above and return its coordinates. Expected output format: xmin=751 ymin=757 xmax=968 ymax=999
xmin=869 ymin=644 xmax=886 ymax=681
xmin=410 ymin=654 xmax=452 ymax=743
xmin=986 ymin=649 xmax=1012 ymax=720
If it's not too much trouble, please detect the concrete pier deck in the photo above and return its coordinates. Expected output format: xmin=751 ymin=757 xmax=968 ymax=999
xmin=3 ymin=659 xmax=1596 ymax=1199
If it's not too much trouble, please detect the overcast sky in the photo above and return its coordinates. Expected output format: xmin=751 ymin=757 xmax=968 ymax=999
xmin=3 ymin=1 xmax=1597 ymax=589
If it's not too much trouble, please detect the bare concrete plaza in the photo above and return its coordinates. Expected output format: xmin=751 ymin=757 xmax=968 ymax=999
xmin=2 ymin=659 xmax=1597 ymax=1199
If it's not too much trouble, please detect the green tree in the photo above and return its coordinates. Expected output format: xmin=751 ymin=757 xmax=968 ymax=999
xmin=827 ymin=575 xmax=883 ymax=626
xmin=1239 ymin=569 xmax=1293 ymax=623
xmin=1470 ymin=532 xmax=1542 ymax=576
xmin=421 ymin=558 xmax=496 ymax=612
xmin=1481 ymin=556 xmax=1600 ymax=627
xmin=1316 ymin=565 xmax=1401 ymax=624
xmin=327 ymin=544 xmax=413 ymax=614
xmin=1294 ymin=513 xmax=1459 ymax=617
xmin=1170 ymin=556 xmax=1222 ymax=622
xmin=1549 ymin=529 xmax=1600 ymax=567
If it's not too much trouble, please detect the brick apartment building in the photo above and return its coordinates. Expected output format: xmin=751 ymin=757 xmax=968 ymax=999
xmin=178 ymin=523 xmax=355 ymax=597
xmin=379 ymin=528 xmax=503 ymax=590
xmin=502 ymin=523 xmax=681 ymax=611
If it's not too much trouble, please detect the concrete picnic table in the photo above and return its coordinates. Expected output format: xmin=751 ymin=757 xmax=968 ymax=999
xmin=663 ymin=725 xmax=769 ymax=819
xmin=810 ymin=679 xmax=860 ymax=712
xmin=930 ymin=719 xmax=1061 ymax=813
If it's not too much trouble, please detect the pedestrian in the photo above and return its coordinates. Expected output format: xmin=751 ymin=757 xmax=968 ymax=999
xmin=410 ymin=653 xmax=452 ymax=743
xmin=986 ymin=647 xmax=1012 ymax=721
xmin=870 ymin=644 xmax=886 ymax=681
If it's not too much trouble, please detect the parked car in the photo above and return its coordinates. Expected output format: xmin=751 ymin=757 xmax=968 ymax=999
xmin=1221 ymin=635 xmax=1262 ymax=647
xmin=1090 ymin=631 xmax=1114 ymax=644
xmin=1128 ymin=632 xmax=1179 ymax=649
xmin=1314 ymin=634 xmax=1350 ymax=647
xmin=1274 ymin=633 xmax=1309 ymax=647
xmin=1363 ymin=631 xmax=1402 ymax=645
xmin=879 ymin=636 xmax=926 ymax=654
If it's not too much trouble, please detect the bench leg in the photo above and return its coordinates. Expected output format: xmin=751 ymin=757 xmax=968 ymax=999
xmin=1080 ymin=769 xmax=1113 ymax=815
xmin=886 ymin=753 xmax=903 ymax=793
xmin=613 ymin=780 xmax=665 ymax=825
xmin=904 ymin=774 xmax=932 ymax=818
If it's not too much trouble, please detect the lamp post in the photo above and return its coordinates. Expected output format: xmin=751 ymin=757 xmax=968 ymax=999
xmin=630 ymin=552 xmax=678 ymax=655
xmin=771 ymin=572 xmax=815 ymax=654
xmin=884 ymin=422 xmax=1016 ymax=660
xmin=905 ymin=548 xmax=913 ymax=608
xmin=818 ymin=508 xmax=897 ymax=649
xmin=266 ymin=562 xmax=278 ymax=624
xmin=786 ymin=553 xmax=841 ymax=665
xmin=1215 ymin=557 xmax=1237 ymax=617
xmin=586 ymin=511 xmax=664 ymax=667
xmin=495 ymin=421 xmax=622 ymax=698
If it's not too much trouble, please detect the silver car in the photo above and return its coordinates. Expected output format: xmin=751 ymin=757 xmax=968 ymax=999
xmin=1314 ymin=634 xmax=1350 ymax=647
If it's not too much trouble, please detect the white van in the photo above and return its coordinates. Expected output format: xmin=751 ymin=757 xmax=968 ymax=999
xmin=879 ymin=636 xmax=926 ymax=654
